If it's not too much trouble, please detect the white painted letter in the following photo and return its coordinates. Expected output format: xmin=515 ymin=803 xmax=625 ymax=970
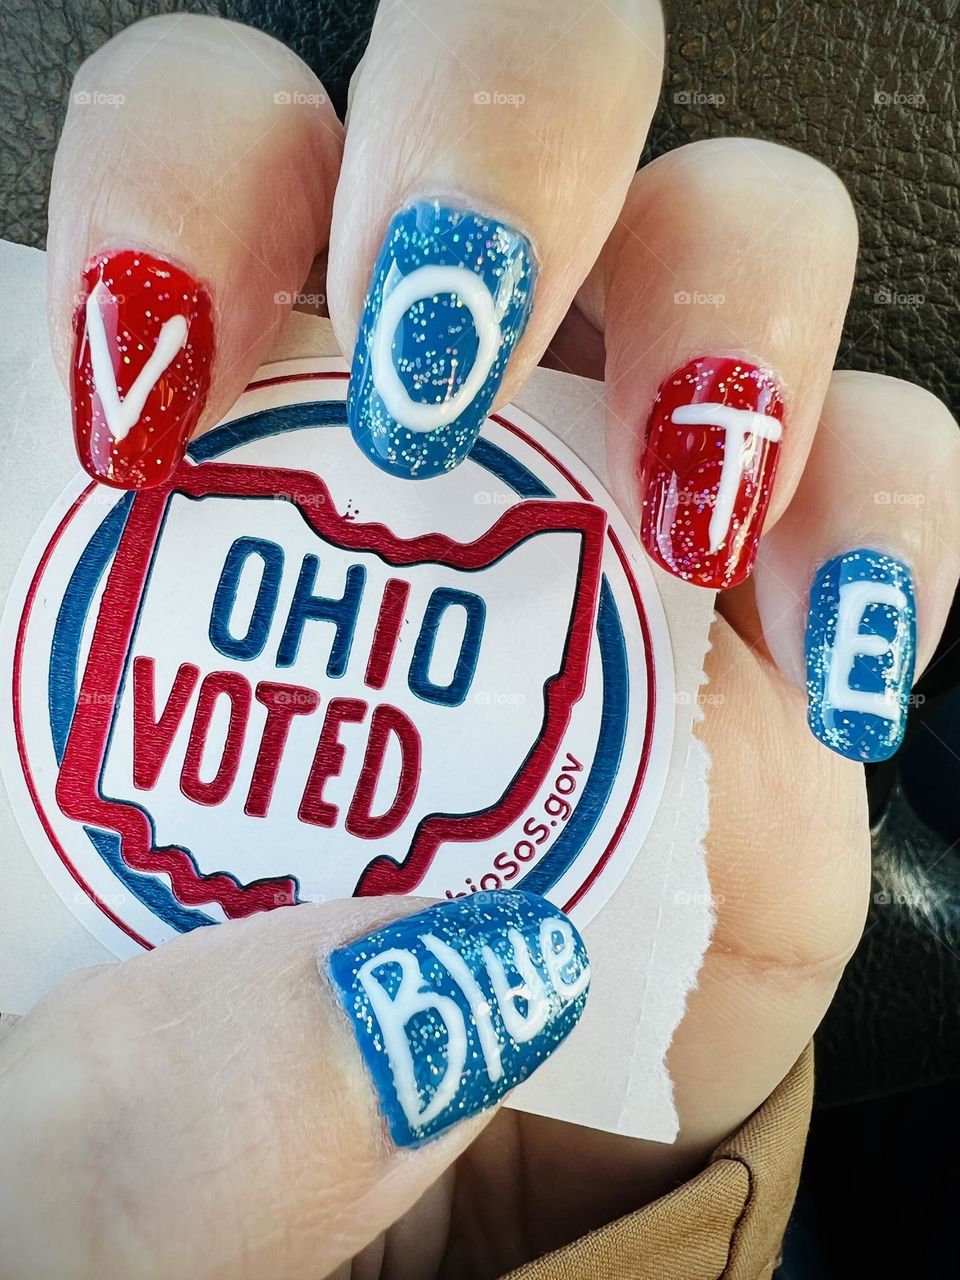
xmin=540 ymin=917 xmax=590 ymax=1002
xmin=371 ymin=265 xmax=501 ymax=432
xmin=357 ymin=947 xmax=467 ymax=1131
xmin=86 ymin=282 xmax=188 ymax=443
xmin=481 ymin=927 xmax=550 ymax=1043
xmin=421 ymin=932 xmax=503 ymax=1083
xmin=670 ymin=403 xmax=782 ymax=552
xmin=827 ymin=580 xmax=908 ymax=718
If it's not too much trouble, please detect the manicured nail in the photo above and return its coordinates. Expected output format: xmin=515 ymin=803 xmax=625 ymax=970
xmin=329 ymin=892 xmax=589 ymax=1147
xmin=348 ymin=199 xmax=536 ymax=479
xmin=639 ymin=356 xmax=785 ymax=588
xmin=71 ymin=249 xmax=214 ymax=489
xmin=806 ymin=549 xmax=917 ymax=762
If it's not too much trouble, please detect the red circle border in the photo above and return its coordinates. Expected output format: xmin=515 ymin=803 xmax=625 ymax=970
xmin=12 ymin=370 xmax=660 ymax=946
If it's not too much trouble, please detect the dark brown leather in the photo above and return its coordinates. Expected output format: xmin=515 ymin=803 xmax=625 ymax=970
xmin=0 ymin=0 xmax=377 ymax=246
xmin=650 ymin=0 xmax=960 ymax=418
xmin=1 ymin=0 xmax=958 ymax=1107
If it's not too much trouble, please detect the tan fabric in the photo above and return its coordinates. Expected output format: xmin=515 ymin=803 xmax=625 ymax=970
xmin=500 ymin=1044 xmax=814 ymax=1280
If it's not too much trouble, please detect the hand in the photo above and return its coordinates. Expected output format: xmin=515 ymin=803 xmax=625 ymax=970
xmin=4 ymin=2 xmax=958 ymax=1276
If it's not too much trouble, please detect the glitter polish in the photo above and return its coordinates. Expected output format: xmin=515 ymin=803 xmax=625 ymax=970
xmin=639 ymin=356 xmax=785 ymax=588
xmin=347 ymin=200 xmax=537 ymax=479
xmin=328 ymin=891 xmax=589 ymax=1147
xmin=71 ymin=249 xmax=214 ymax=490
xmin=806 ymin=549 xmax=916 ymax=762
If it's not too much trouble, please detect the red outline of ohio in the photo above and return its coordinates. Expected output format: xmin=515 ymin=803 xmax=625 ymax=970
xmin=55 ymin=460 xmax=607 ymax=917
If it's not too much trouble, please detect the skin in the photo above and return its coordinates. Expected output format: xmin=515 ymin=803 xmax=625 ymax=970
xmin=4 ymin=2 xmax=959 ymax=1276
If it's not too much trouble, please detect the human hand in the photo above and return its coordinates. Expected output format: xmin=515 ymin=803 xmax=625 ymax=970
xmin=5 ymin=1 xmax=959 ymax=1275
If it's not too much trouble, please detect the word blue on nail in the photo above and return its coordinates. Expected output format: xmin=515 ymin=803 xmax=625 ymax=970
xmin=806 ymin=549 xmax=916 ymax=762
xmin=347 ymin=200 xmax=536 ymax=479
xmin=329 ymin=892 xmax=589 ymax=1147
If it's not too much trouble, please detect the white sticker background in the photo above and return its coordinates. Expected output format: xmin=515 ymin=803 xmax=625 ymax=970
xmin=1 ymin=361 xmax=673 ymax=958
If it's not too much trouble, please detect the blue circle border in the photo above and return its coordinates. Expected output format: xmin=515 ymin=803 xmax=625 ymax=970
xmin=47 ymin=397 xmax=630 ymax=933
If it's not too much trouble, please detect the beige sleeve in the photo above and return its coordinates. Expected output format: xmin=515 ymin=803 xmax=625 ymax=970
xmin=499 ymin=1044 xmax=814 ymax=1280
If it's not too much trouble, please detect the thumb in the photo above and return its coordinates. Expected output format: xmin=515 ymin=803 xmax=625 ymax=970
xmin=0 ymin=892 xmax=589 ymax=1279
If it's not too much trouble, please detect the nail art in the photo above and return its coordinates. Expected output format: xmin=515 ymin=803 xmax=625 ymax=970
xmin=806 ymin=549 xmax=917 ymax=762
xmin=71 ymin=250 xmax=214 ymax=490
xmin=348 ymin=200 xmax=536 ymax=479
xmin=639 ymin=356 xmax=785 ymax=588
xmin=329 ymin=891 xmax=589 ymax=1147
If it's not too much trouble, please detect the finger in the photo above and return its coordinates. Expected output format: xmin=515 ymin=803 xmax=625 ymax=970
xmin=47 ymin=14 xmax=342 ymax=490
xmin=580 ymin=137 xmax=859 ymax=587
xmin=754 ymin=371 xmax=960 ymax=761
xmin=649 ymin=615 xmax=871 ymax=1177
xmin=327 ymin=0 xmax=664 ymax=478
xmin=0 ymin=893 xmax=588 ymax=1278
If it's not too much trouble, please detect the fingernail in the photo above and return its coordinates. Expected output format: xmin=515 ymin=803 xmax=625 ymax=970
xmin=329 ymin=891 xmax=589 ymax=1147
xmin=348 ymin=199 xmax=536 ymax=479
xmin=71 ymin=249 xmax=214 ymax=489
xmin=639 ymin=356 xmax=785 ymax=588
xmin=806 ymin=549 xmax=917 ymax=762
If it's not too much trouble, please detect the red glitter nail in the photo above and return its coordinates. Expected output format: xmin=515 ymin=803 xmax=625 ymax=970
xmin=71 ymin=249 xmax=214 ymax=489
xmin=639 ymin=356 xmax=785 ymax=589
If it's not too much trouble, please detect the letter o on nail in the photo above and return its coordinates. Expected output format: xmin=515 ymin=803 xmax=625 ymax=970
xmin=371 ymin=265 xmax=502 ymax=433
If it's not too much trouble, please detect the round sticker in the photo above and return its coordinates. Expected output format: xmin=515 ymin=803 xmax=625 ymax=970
xmin=0 ymin=360 xmax=674 ymax=956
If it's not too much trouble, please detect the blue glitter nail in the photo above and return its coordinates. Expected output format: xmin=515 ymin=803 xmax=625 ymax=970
xmin=805 ymin=549 xmax=916 ymax=762
xmin=328 ymin=891 xmax=589 ymax=1147
xmin=347 ymin=200 xmax=537 ymax=479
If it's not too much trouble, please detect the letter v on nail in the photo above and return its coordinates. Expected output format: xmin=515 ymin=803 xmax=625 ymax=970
xmin=85 ymin=281 xmax=188 ymax=443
